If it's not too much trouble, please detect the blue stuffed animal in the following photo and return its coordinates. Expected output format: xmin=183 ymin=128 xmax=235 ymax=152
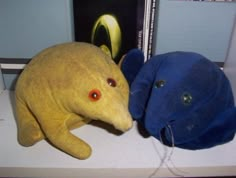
xmin=120 ymin=49 xmax=236 ymax=150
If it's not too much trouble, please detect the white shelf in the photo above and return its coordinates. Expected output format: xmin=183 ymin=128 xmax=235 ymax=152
xmin=0 ymin=90 xmax=236 ymax=178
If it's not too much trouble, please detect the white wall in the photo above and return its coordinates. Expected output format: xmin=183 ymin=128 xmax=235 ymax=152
xmin=224 ymin=17 xmax=236 ymax=102
xmin=153 ymin=0 xmax=236 ymax=62
xmin=0 ymin=0 xmax=74 ymax=89
xmin=0 ymin=0 xmax=74 ymax=58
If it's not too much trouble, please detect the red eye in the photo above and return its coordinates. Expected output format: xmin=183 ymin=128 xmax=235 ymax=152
xmin=107 ymin=78 xmax=116 ymax=87
xmin=88 ymin=89 xmax=101 ymax=101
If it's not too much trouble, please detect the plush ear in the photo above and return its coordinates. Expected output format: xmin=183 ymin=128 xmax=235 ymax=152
xmin=128 ymin=56 xmax=164 ymax=122
xmin=119 ymin=49 xmax=144 ymax=86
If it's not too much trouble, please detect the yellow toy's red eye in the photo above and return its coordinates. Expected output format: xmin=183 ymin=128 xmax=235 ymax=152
xmin=88 ymin=89 xmax=101 ymax=101
xmin=107 ymin=78 xmax=116 ymax=87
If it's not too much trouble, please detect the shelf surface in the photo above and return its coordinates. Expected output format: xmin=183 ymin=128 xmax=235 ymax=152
xmin=0 ymin=90 xmax=236 ymax=177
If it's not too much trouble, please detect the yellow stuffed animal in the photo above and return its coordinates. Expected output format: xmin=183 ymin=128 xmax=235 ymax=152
xmin=15 ymin=42 xmax=133 ymax=159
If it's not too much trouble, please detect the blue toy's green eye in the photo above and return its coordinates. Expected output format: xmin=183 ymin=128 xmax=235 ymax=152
xmin=181 ymin=92 xmax=193 ymax=105
xmin=155 ymin=80 xmax=166 ymax=88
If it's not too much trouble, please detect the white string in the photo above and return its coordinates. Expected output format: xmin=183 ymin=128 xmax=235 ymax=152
xmin=129 ymin=90 xmax=187 ymax=177
xmin=147 ymin=125 xmax=187 ymax=178
xmin=148 ymin=137 xmax=168 ymax=178
xmin=166 ymin=124 xmax=187 ymax=175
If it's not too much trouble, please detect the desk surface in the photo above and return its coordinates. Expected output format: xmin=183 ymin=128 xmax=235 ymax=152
xmin=0 ymin=90 xmax=236 ymax=178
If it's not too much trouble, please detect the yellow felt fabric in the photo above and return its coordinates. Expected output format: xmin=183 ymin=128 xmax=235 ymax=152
xmin=15 ymin=42 xmax=133 ymax=159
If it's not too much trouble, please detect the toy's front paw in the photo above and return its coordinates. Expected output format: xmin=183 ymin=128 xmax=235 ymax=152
xmin=45 ymin=125 xmax=92 ymax=159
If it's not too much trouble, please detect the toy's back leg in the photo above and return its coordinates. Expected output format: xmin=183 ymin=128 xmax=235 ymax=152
xmin=15 ymin=97 xmax=44 ymax=146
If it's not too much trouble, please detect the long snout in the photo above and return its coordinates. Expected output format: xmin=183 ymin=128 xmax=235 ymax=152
xmin=111 ymin=110 xmax=133 ymax=132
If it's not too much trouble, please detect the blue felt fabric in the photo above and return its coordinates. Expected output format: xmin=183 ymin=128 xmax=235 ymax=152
xmin=120 ymin=49 xmax=144 ymax=86
xmin=121 ymin=50 xmax=236 ymax=149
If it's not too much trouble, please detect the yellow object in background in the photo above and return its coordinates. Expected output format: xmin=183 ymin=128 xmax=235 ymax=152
xmin=91 ymin=14 xmax=122 ymax=60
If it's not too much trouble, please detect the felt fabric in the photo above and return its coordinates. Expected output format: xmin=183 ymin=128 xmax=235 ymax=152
xmin=119 ymin=49 xmax=144 ymax=86
xmin=15 ymin=42 xmax=133 ymax=159
xmin=122 ymin=50 xmax=236 ymax=149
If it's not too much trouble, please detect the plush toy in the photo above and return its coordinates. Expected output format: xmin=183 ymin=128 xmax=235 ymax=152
xmin=15 ymin=42 xmax=133 ymax=159
xmin=121 ymin=49 xmax=236 ymax=149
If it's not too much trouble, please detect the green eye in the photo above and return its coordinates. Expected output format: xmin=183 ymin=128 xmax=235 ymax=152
xmin=181 ymin=92 xmax=193 ymax=105
xmin=155 ymin=80 xmax=166 ymax=88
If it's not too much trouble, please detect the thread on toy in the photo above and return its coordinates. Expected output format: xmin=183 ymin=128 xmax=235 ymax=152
xmin=148 ymin=137 xmax=168 ymax=178
xmin=130 ymin=89 xmax=143 ymax=95
xmin=130 ymin=97 xmax=167 ymax=177
xmin=129 ymin=99 xmax=181 ymax=177
xmin=129 ymin=89 xmax=149 ymax=116
xmin=148 ymin=124 xmax=186 ymax=178
xmin=166 ymin=124 xmax=187 ymax=175
xmin=129 ymin=91 xmax=186 ymax=177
